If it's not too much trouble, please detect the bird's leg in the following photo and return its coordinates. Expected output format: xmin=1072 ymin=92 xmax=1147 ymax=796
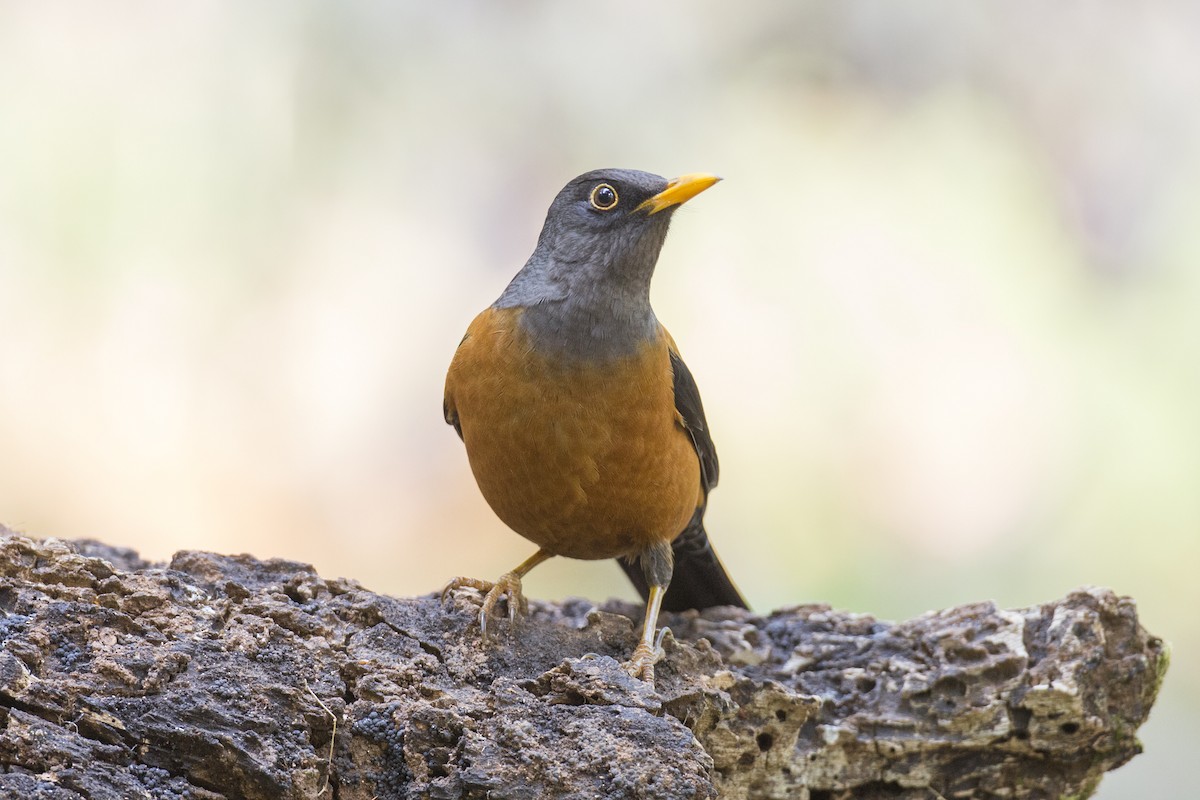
xmin=441 ymin=548 xmax=553 ymax=639
xmin=624 ymin=541 xmax=673 ymax=683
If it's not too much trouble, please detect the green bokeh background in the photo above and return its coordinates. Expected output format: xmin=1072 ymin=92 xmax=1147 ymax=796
xmin=1 ymin=3 xmax=1194 ymax=795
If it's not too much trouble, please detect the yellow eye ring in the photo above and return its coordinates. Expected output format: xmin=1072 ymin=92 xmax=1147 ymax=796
xmin=589 ymin=183 xmax=619 ymax=211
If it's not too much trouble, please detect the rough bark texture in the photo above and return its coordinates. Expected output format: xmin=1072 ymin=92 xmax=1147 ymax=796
xmin=0 ymin=528 xmax=1166 ymax=800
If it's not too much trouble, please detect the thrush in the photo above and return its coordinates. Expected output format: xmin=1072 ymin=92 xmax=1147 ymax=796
xmin=442 ymin=168 xmax=746 ymax=681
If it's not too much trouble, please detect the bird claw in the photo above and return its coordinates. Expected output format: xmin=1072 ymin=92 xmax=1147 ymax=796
xmin=441 ymin=572 xmax=528 ymax=639
xmin=622 ymin=638 xmax=666 ymax=684
xmin=440 ymin=576 xmax=493 ymax=603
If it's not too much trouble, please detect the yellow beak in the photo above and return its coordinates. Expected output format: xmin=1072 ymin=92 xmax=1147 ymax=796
xmin=636 ymin=173 xmax=722 ymax=215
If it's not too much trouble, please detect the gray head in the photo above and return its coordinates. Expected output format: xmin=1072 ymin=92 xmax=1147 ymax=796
xmin=496 ymin=168 xmax=720 ymax=360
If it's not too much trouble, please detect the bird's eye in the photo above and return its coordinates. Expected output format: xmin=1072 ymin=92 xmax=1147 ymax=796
xmin=589 ymin=183 xmax=619 ymax=211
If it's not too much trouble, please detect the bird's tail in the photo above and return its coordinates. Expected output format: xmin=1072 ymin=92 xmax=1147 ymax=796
xmin=620 ymin=513 xmax=747 ymax=612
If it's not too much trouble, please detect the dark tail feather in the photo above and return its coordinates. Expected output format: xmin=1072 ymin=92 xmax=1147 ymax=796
xmin=620 ymin=514 xmax=748 ymax=612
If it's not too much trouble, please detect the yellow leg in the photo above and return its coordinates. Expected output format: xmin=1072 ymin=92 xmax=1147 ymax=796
xmin=442 ymin=548 xmax=553 ymax=638
xmin=624 ymin=583 xmax=668 ymax=683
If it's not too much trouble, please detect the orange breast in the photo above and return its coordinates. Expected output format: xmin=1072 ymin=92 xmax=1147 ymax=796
xmin=444 ymin=306 xmax=701 ymax=560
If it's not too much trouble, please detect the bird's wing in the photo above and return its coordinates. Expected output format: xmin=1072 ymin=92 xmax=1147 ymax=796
xmin=443 ymin=398 xmax=463 ymax=440
xmin=667 ymin=342 xmax=719 ymax=495
xmin=443 ymin=332 xmax=469 ymax=441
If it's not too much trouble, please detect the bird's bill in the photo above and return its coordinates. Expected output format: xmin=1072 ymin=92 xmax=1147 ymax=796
xmin=636 ymin=173 xmax=722 ymax=215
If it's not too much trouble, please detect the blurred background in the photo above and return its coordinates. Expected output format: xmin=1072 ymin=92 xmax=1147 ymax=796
xmin=0 ymin=2 xmax=1194 ymax=794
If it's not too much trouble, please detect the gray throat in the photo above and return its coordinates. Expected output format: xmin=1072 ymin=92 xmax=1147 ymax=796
xmin=495 ymin=262 xmax=659 ymax=362
xmin=494 ymin=210 xmax=672 ymax=362
xmin=514 ymin=295 xmax=659 ymax=363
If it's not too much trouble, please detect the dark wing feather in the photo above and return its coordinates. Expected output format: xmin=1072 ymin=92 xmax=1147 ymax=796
xmin=444 ymin=331 xmax=469 ymax=440
xmin=669 ymin=349 xmax=719 ymax=494
xmin=444 ymin=400 xmax=463 ymax=440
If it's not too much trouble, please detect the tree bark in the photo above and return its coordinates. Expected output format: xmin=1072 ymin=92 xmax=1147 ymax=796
xmin=0 ymin=528 xmax=1166 ymax=799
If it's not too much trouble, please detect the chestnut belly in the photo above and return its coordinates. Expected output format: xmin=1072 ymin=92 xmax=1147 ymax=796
xmin=447 ymin=309 xmax=701 ymax=560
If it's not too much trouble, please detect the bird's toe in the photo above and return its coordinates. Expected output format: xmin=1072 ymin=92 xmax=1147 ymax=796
xmin=622 ymin=640 xmax=664 ymax=684
xmin=478 ymin=571 xmax=526 ymax=638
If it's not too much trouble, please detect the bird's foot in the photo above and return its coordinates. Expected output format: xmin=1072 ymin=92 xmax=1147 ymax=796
xmin=622 ymin=628 xmax=669 ymax=683
xmin=441 ymin=572 xmax=528 ymax=639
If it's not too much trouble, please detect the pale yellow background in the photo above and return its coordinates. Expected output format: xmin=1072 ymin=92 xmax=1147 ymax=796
xmin=1 ymin=4 xmax=1195 ymax=795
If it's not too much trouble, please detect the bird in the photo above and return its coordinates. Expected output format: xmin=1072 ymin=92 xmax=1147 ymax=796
xmin=441 ymin=168 xmax=746 ymax=682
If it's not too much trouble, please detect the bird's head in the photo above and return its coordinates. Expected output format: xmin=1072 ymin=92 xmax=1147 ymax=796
xmin=535 ymin=169 xmax=720 ymax=288
xmin=499 ymin=169 xmax=720 ymax=312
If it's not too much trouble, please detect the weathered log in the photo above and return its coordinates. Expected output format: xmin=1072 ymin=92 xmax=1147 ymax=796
xmin=0 ymin=528 xmax=1166 ymax=799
